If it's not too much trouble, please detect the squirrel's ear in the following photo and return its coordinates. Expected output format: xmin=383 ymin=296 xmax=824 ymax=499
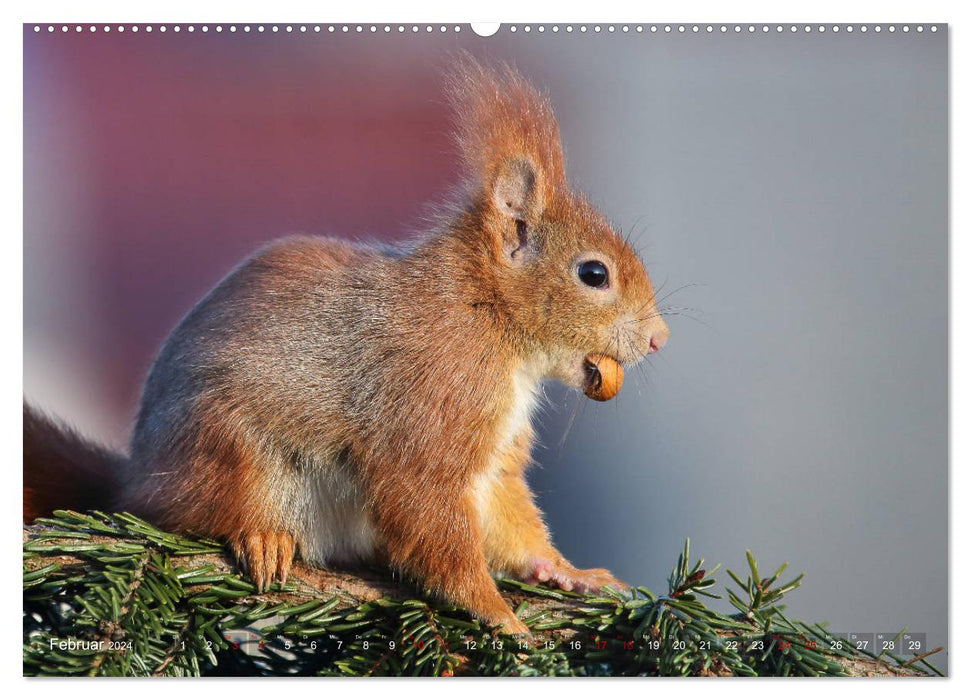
xmin=446 ymin=56 xmax=566 ymax=223
xmin=493 ymin=157 xmax=538 ymax=221
xmin=491 ymin=157 xmax=539 ymax=262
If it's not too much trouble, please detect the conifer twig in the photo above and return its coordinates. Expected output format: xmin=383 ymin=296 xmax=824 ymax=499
xmin=23 ymin=512 xmax=936 ymax=677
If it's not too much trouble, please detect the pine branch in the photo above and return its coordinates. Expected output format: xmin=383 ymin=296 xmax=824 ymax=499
xmin=23 ymin=512 xmax=938 ymax=677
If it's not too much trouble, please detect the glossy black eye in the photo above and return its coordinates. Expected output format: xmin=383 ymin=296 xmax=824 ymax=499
xmin=577 ymin=260 xmax=609 ymax=288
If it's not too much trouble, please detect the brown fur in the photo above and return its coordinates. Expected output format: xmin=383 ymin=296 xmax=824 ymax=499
xmin=23 ymin=406 xmax=123 ymax=522
xmin=23 ymin=58 xmax=669 ymax=634
xmin=478 ymin=426 xmax=554 ymax=575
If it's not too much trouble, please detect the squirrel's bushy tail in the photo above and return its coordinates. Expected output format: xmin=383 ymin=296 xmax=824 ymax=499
xmin=23 ymin=404 xmax=124 ymax=522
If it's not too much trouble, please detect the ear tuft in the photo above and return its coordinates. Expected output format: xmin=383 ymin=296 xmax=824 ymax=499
xmin=445 ymin=55 xmax=566 ymax=217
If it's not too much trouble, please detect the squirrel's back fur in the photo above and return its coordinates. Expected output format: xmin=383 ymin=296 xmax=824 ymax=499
xmin=122 ymin=233 xmax=520 ymax=566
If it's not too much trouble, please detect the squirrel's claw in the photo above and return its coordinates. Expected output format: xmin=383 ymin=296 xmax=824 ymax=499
xmin=495 ymin=613 xmax=531 ymax=638
xmin=235 ymin=531 xmax=296 ymax=591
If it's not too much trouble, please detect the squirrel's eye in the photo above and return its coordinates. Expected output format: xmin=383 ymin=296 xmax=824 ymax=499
xmin=577 ymin=260 xmax=609 ymax=288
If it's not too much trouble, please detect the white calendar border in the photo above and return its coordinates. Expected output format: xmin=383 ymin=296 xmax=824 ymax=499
xmin=1 ymin=0 xmax=962 ymax=695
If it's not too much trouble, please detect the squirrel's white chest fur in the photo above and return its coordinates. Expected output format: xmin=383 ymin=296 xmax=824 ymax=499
xmin=296 ymin=360 xmax=543 ymax=565
xmin=471 ymin=359 xmax=544 ymax=521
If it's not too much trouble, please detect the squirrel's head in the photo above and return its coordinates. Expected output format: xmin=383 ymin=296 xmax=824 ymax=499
xmin=446 ymin=57 xmax=669 ymax=399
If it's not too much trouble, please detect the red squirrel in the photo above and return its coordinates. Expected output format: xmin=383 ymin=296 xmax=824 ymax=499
xmin=24 ymin=59 xmax=669 ymax=636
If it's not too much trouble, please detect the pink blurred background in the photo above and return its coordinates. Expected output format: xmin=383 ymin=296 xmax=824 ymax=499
xmin=25 ymin=29 xmax=473 ymax=444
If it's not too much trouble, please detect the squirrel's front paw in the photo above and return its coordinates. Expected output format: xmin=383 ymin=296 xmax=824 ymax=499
xmin=524 ymin=557 xmax=626 ymax=594
xmin=233 ymin=532 xmax=296 ymax=592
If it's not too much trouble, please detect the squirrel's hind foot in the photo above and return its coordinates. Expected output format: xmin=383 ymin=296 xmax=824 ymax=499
xmin=232 ymin=531 xmax=296 ymax=592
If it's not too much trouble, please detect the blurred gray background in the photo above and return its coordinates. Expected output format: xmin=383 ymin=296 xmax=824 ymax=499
xmin=24 ymin=25 xmax=947 ymax=670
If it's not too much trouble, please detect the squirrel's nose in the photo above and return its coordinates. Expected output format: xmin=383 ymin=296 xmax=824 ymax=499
xmin=646 ymin=324 xmax=670 ymax=353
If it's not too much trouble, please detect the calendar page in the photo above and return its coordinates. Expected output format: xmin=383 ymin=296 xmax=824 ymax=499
xmin=22 ymin=17 xmax=948 ymax=678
